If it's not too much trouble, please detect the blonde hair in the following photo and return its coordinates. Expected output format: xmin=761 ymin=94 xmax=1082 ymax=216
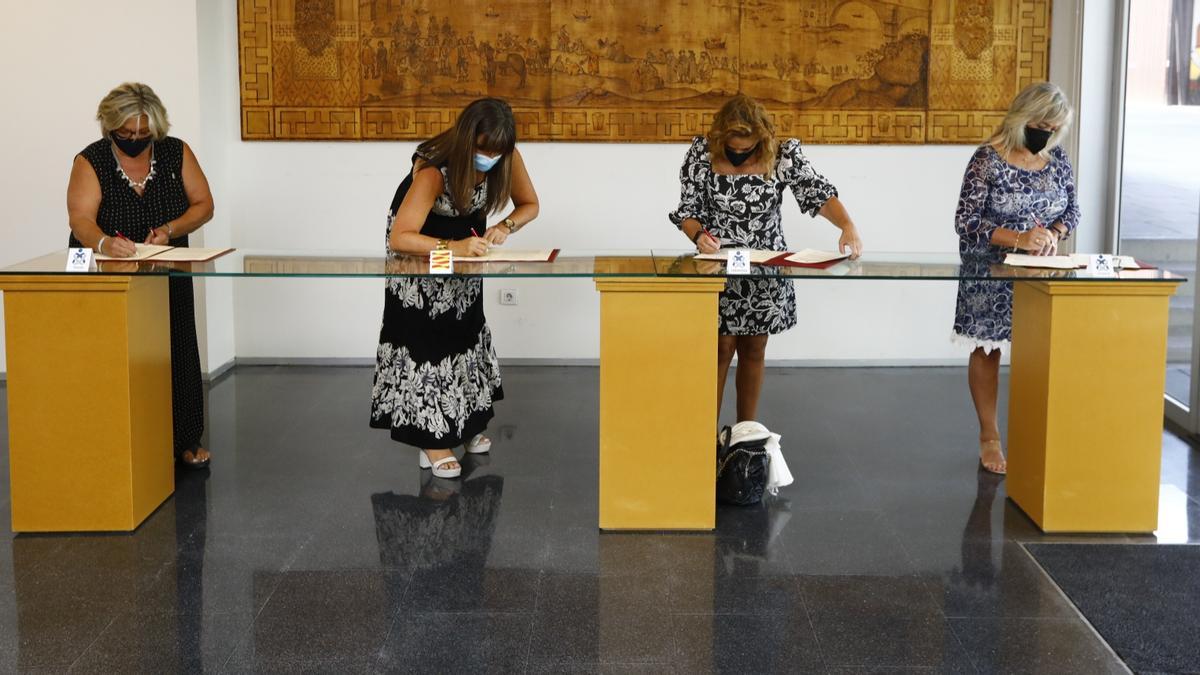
xmin=706 ymin=94 xmax=777 ymax=179
xmin=96 ymin=82 xmax=170 ymax=140
xmin=989 ymin=82 xmax=1073 ymax=158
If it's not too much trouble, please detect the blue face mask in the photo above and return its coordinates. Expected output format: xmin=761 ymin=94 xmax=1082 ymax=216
xmin=474 ymin=152 xmax=501 ymax=172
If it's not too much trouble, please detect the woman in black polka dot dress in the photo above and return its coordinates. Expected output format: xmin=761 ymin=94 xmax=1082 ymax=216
xmin=66 ymin=83 xmax=214 ymax=469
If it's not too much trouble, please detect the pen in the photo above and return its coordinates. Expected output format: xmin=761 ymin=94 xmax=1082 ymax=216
xmin=115 ymin=231 xmax=130 ymax=241
xmin=471 ymin=228 xmax=481 ymax=238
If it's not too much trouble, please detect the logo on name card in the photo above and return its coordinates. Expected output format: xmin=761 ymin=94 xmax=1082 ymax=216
xmin=1086 ymin=254 xmax=1117 ymax=277
xmin=66 ymin=247 xmax=95 ymax=272
xmin=727 ymin=249 xmax=751 ymax=275
xmin=429 ymin=250 xmax=453 ymax=275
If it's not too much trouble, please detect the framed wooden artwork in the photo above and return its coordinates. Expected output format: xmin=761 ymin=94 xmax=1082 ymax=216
xmin=238 ymin=0 xmax=1051 ymax=143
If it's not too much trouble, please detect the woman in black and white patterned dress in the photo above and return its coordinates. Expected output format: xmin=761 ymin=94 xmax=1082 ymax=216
xmin=371 ymin=98 xmax=539 ymax=479
xmin=669 ymin=94 xmax=863 ymax=424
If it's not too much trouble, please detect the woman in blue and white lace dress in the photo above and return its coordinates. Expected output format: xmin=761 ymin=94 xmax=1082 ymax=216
xmin=953 ymin=82 xmax=1079 ymax=474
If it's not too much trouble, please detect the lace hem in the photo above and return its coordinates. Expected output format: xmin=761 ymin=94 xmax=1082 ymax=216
xmin=950 ymin=332 xmax=1008 ymax=354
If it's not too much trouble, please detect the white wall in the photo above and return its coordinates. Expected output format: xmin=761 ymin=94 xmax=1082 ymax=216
xmin=1 ymin=1 xmax=1125 ymax=372
xmin=0 ymin=0 xmax=233 ymax=375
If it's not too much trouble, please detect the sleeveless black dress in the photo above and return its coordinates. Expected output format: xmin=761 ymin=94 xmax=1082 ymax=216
xmin=370 ymin=155 xmax=504 ymax=449
xmin=70 ymin=137 xmax=205 ymax=457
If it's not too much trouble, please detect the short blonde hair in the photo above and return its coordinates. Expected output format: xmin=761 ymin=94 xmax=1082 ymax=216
xmin=706 ymin=94 xmax=777 ymax=180
xmin=96 ymin=83 xmax=170 ymax=140
xmin=989 ymin=82 xmax=1073 ymax=158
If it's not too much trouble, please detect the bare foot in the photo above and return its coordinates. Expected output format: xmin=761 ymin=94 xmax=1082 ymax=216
xmin=979 ymin=439 xmax=1006 ymax=475
xmin=179 ymin=446 xmax=211 ymax=468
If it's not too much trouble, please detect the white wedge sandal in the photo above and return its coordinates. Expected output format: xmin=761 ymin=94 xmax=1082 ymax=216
xmin=465 ymin=434 xmax=491 ymax=455
xmin=419 ymin=451 xmax=462 ymax=478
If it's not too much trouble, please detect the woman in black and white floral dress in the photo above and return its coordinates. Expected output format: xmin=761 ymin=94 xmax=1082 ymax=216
xmin=670 ymin=94 xmax=863 ymax=424
xmin=371 ymin=98 xmax=540 ymax=478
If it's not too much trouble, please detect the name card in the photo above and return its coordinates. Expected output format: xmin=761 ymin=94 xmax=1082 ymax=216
xmin=726 ymin=249 xmax=751 ymax=275
xmin=429 ymin=249 xmax=453 ymax=275
xmin=1085 ymin=254 xmax=1117 ymax=277
xmin=66 ymin=247 xmax=95 ymax=272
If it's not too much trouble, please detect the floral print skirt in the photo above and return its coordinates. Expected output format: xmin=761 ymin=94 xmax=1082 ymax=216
xmin=720 ymin=271 xmax=798 ymax=336
xmin=370 ymin=276 xmax=504 ymax=448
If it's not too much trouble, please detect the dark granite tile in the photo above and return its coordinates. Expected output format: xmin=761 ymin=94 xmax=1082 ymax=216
xmin=530 ymin=574 xmax=675 ymax=663
xmin=7 ymin=606 xmax=116 ymax=670
xmin=801 ymin=576 xmax=973 ymax=670
xmin=673 ymin=612 xmax=826 ymax=674
xmin=136 ymin=534 xmax=305 ymax=616
xmin=920 ymin=542 xmax=1076 ymax=619
xmin=773 ymin=510 xmax=918 ymax=576
xmin=668 ymin=574 xmax=805 ymax=615
xmin=376 ymin=611 xmax=532 ymax=673
xmin=244 ymin=570 xmax=405 ymax=664
xmin=400 ymin=565 xmax=539 ymax=613
xmin=0 ymin=366 xmax=1196 ymax=673
xmin=950 ymin=617 xmax=1126 ymax=675
xmin=68 ymin=610 xmax=251 ymax=674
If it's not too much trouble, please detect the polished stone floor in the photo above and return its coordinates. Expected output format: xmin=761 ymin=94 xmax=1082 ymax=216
xmin=0 ymin=365 xmax=1197 ymax=673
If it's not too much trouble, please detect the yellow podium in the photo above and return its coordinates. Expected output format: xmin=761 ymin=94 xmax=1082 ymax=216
xmin=0 ymin=274 xmax=175 ymax=532
xmin=1007 ymin=279 xmax=1182 ymax=533
xmin=595 ymin=276 xmax=726 ymax=530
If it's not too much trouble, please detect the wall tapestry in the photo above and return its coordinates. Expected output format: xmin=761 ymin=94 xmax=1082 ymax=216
xmin=238 ymin=0 xmax=1051 ymax=143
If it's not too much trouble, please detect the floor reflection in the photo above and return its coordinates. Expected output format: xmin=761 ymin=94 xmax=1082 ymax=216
xmin=371 ymin=455 xmax=504 ymax=574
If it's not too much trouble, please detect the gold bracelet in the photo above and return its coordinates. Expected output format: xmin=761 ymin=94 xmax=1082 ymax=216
xmin=435 ymin=239 xmax=449 ymax=251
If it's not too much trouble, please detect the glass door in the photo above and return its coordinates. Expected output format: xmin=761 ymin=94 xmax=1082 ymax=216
xmin=1116 ymin=0 xmax=1200 ymax=431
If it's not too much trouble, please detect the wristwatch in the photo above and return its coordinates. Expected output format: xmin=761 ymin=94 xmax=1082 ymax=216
xmin=502 ymin=217 xmax=518 ymax=233
xmin=435 ymin=239 xmax=449 ymax=251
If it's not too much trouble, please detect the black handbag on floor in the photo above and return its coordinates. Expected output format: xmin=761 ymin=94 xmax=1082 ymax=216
xmin=716 ymin=425 xmax=769 ymax=506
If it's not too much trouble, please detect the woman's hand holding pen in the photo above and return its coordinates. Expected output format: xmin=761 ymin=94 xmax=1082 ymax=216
xmin=451 ymin=236 xmax=489 ymax=257
xmin=104 ymin=231 xmax=138 ymax=258
xmin=695 ymin=229 xmax=721 ymax=254
xmin=1016 ymin=226 xmax=1056 ymax=256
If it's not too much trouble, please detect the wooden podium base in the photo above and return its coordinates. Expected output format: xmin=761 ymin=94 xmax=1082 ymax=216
xmin=1 ymin=275 xmax=175 ymax=532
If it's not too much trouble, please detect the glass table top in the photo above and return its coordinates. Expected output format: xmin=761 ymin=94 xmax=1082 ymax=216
xmin=0 ymin=249 xmax=1187 ymax=283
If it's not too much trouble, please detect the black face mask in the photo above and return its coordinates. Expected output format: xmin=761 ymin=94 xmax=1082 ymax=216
xmin=1024 ymin=127 xmax=1053 ymax=155
xmin=110 ymin=131 xmax=152 ymax=157
xmin=725 ymin=144 xmax=758 ymax=167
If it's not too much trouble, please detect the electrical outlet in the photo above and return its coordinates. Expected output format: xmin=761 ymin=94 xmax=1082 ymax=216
xmin=499 ymin=288 xmax=518 ymax=305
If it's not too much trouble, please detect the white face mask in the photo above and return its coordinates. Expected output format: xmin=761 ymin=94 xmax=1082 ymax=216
xmin=474 ymin=152 xmax=501 ymax=172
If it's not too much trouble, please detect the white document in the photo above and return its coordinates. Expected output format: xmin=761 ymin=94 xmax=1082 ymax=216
xmin=1004 ymin=253 xmax=1140 ymax=270
xmin=694 ymin=249 xmax=781 ymax=264
xmin=94 ymin=243 xmax=173 ymax=261
xmin=784 ymin=249 xmax=848 ymax=265
xmin=1003 ymin=254 xmax=1078 ymax=269
xmin=456 ymin=249 xmax=556 ymax=262
xmin=148 ymin=247 xmax=235 ymax=262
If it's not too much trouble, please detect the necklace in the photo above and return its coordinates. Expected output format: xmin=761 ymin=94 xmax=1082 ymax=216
xmin=112 ymin=143 xmax=156 ymax=190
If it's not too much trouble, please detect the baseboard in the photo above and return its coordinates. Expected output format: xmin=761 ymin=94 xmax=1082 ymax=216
xmin=224 ymin=357 xmax=974 ymax=368
xmin=0 ymin=358 xmax=983 ymax=385
xmin=204 ymin=359 xmax=236 ymax=385
xmin=235 ymin=357 xmax=375 ymax=367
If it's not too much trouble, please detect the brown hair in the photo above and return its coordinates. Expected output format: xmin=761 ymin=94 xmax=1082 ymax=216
xmin=416 ymin=98 xmax=516 ymax=214
xmin=705 ymin=94 xmax=777 ymax=179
